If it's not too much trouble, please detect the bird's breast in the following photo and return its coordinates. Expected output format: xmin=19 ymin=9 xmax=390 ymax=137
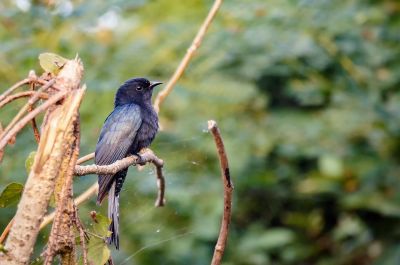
xmin=134 ymin=107 xmax=158 ymax=152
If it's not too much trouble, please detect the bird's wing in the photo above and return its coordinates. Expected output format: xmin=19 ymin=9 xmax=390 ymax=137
xmin=95 ymin=104 xmax=142 ymax=202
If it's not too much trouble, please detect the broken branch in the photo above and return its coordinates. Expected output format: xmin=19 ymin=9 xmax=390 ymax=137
xmin=208 ymin=120 xmax=233 ymax=265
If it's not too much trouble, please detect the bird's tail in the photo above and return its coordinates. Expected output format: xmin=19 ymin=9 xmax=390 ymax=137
xmin=107 ymin=181 xmax=120 ymax=249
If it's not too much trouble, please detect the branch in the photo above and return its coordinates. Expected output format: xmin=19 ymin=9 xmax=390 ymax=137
xmin=0 ymin=218 xmax=14 ymax=245
xmin=0 ymin=91 xmax=49 ymax=109
xmin=0 ymin=78 xmax=32 ymax=102
xmin=73 ymin=205 xmax=88 ymax=265
xmin=28 ymin=79 xmax=41 ymax=143
xmin=76 ymin=152 xmax=95 ymax=164
xmin=38 ymin=149 xmax=166 ymax=231
xmin=153 ymin=0 xmax=223 ymax=113
xmin=0 ymin=79 xmax=55 ymax=137
xmin=74 ymin=149 xmax=165 ymax=207
xmin=0 ymin=89 xmax=67 ymax=151
xmin=74 ymin=150 xmax=163 ymax=176
xmin=208 ymin=120 xmax=233 ymax=265
xmin=40 ymin=183 xmax=98 ymax=230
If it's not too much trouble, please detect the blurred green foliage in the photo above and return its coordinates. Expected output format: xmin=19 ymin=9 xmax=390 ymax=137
xmin=1 ymin=0 xmax=400 ymax=264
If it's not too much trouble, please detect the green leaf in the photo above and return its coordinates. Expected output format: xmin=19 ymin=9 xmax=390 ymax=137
xmin=25 ymin=151 xmax=36 ymax=174
xmin=92 ymin=213 xmax=112 ymax=238
xmin=0 ymin=183 xmax=23 ymax=208
xmin=38 ymin=53 xmax=68 ymax=75
xmin=87 ymin=237 xmax=110 ymax=265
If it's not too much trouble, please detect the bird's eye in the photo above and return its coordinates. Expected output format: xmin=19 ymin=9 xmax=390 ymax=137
xmin=136 ymin=86 xmax=143 ymax=91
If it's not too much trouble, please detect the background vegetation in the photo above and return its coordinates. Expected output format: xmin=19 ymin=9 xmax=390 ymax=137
xmin=1 ymin=0 xmax=400 ymax=264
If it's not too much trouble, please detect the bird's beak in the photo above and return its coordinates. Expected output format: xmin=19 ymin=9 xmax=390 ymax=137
xmin=149 ymin=81 xmax=163 ymax=89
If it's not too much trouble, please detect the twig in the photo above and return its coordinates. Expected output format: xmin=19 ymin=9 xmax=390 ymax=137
xmin=76 ymin=152 xmax=95 ymax=164
xmin=30 ymin=114 xmax=41 ymax=143
xmin=0 ymin=91 xmax=49 ymax=109
xmin=0 ymin=78 xmax=31 ymax=102
xmin=0 ymin=79 xmax=56 ymax=142
xmin=38 ymin=153 xmax=96 ymax=230
xmin=153 ymin=0 xmax=223 ymax=113
xmin=0 ymin=218 xmax=14 ymax=244
xmin=29 ymin=81 xmax=41 ymax=143
xmin=155 ymin=162 xmax=166 ymax=207
xmin=39 ymin=183 xmax=99 ymax=230
xmin=0 ymin=123 xmax=3 ymax=162
xmin=0 ymin=89 xmax=67 ymax=150
xmin=73 ymin=204 xmax=88 ymax=265
xmin=208 ymin=120 xmax=233 ymax=265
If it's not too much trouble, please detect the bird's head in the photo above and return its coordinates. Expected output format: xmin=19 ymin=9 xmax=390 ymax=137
xmin=115 ymin=77 xmax=162 ymax=107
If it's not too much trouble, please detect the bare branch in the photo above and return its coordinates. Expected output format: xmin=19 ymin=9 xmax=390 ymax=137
xmin=0 ymin=91 xmax=49 ymax=109
xmin=74 ymin=149 xmax=165 ymax=207
xmin=76 ymin=152 xmax=95 ymax=164
xmin=0 ymin=79 xmax=56 ymax=140
xmin=0 ymin=78 xmax=32 ymax=102
xmin=39 ymin=183 xmax=98 ymax=230
xmin=39 ymin=154 xmax=97 ymax=230
xmin=29 ymin=80 xmax=41 ymax=143
xmin=208 ymin=120 xmax=233 ymax=265
xmin=0 ymin=218 xmax=14 ymax=245
xmin=38 ymin=149 xmax=166 ymax=232
xmin=0 ymin=89 xmax=67 ymax=151
xmin=153 ymin=0 xmax=223 ymax=113
xmin=74 ymin=151 xmax=163 ymax=176
xmin=155 ymin=162 xmax=166 ymax=207
xmin=74 ymin=206 xmax=88 ymax=265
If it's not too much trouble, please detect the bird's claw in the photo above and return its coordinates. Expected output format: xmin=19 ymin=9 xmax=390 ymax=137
xmin=135 ymin=153 xmax=146 ymax=166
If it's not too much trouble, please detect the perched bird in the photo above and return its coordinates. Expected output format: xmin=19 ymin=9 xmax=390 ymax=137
xmin=95 ymin=77 xmax=162 ymax=249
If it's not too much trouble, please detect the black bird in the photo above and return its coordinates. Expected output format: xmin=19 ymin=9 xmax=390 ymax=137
xmin=95 ymin=77 xmax=162 ymax=249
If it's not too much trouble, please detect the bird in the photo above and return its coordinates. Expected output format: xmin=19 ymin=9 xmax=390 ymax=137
xmin=94 ymin=77 xmax=162 ymax=249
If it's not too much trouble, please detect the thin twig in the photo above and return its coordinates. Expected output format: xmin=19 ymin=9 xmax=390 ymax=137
xmin=0 ymin=89 xmax=67 ymax=150
xmin=0 ymin=123 xmax=2 ymax=162
xmin=39 ymin=183 xmax=99 ymax=230
xmin=0 ymin=78 xmax=32 ymax=102
xmin=0 ymin=79 xmax=56 ymax=141
xmin=34 ymin=78 xmax=62 ymax=91
xmin=153 ymin=0 xmax=223 ymax=113
xmin=73 ymin=205 xmax=88 ymax=265
xmin=76 ymin=152 xmax=95 ymax=164
xmin=0 ymin=218 xmax=14 ymax=244
xmin=155 ymin=163 xmax=166 ymax=207
xmin=29 ymin=81 xmax=41 ymax=143
xmin=208 ymin=120 xmax=233 ymax=265
xmin=0 ymin=91 xmax=49 ymax=109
